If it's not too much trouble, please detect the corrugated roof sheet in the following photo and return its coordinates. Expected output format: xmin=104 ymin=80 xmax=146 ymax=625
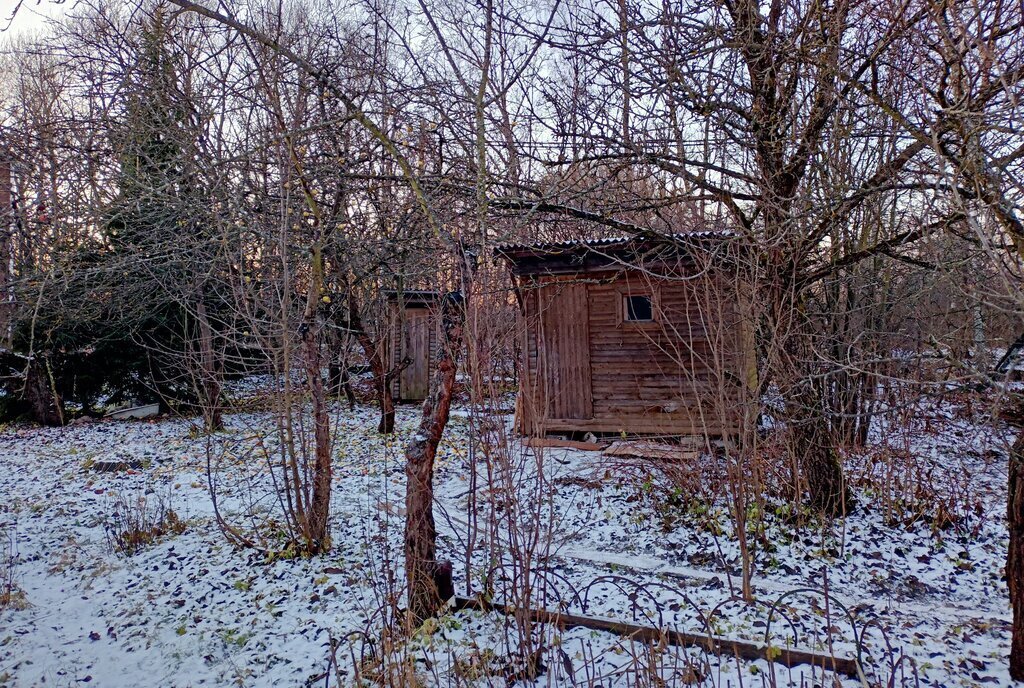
xmin=495 ymin=230 xmax=736 ymax=256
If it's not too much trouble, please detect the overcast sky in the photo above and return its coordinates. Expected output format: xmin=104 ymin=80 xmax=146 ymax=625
xmin=4 ymin=0 xmax=70 ymax=38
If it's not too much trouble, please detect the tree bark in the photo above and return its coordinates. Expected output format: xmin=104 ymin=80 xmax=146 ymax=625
xmin=25 ymin=357 xmax=62 ymax=426
xmin=344 ymin=290 xmax=400 ymax=434
xmin=302 ymin=317 xmax=332 ymax=554
xmin=328 ymin=362 xmax=357 ymax=410
xmin=770 ymin=290 xmax=854 ymax=516
xmin=295 ymin=232 xmax=333 ymax=555
xmin=790 ymin=381 xmax=852 ymax=515
xmin=404 ymin=292 xmax=463 ymax=623
xmin=0 ymin=158 xmax=12 ymax=347
xmin=1008 ymin=429 xmax=1024 ymax=679
xmin=326 ymin=331 xmax=357 ymax=410
xmin=377 ymin=379 xmax=397 ymax=434
xmin=195 ymin=295 xmax=223 ymax=432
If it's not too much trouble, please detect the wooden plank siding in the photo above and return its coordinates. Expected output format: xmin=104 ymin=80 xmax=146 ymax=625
xmin=519 ymin=267 xmax=753 ymax=437
xmin=399 ymin=309 xmax=432 ymax=399
xmin=388 ymin=300 xmax=441 ymax=402
xmin=538 ymin=280 xmax=593 ymax=420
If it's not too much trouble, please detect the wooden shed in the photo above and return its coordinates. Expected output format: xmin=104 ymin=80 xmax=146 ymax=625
xmin=385 ymin=290 xmax=441 ymax=402
xmin=497 ymin=233 xmax=756 ymax=437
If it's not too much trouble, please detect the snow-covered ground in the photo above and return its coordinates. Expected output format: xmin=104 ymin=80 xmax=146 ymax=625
xmin=0 ymin=387 xmax=1017 ymax=687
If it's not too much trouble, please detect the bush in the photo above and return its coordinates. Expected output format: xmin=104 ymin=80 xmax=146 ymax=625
xmin=0 ymin=521 xmax=24 ymax=610
xmin=104 ymin=492 xmax=186 ymax=556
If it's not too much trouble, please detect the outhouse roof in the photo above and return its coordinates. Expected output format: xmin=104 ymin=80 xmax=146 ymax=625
xmin=383 ymin=289 xmax=443 ymax=308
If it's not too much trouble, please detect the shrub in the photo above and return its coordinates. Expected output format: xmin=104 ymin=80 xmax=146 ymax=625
xmin=104 ymin=492 xmax=186 ymax=556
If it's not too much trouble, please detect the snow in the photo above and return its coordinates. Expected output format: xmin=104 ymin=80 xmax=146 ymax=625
xmin=0 ymin=385 xmax=1018 ymax=687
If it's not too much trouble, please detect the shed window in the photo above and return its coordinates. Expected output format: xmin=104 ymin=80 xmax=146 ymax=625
xmin=624 ymin=294 xmax=654 ymax=322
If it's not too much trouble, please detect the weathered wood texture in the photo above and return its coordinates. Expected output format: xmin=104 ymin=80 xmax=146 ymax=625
xmin=400 ymin=309 xmax=433 ymax=400
xmin=388 ymin=301 xmax=440 ymax=402
xmin=525 ymin=437 xmax=607 ymax=451
xmin=603 ymin=439 xmax=701 ymax=461
xmin=537 ymin=280 xmax=593 ymax=420
xmin=519 ymin=267 xmax=754 ymax=436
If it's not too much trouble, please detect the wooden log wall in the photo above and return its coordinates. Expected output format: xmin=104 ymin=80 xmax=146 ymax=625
xmin=520 ymin=267 xmax=753 ymax=436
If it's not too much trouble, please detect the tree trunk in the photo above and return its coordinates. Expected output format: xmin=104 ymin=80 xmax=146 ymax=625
xmin=0 ymin=158 xmax=12 ymax=347
xmin=25 ymin=357 xmax=62 ymax=426
xmin=771 ymin=290 xmax=854 ymax=516
xmin=302 ymin=319 xmax=332 ymax=554
xmin=341 ymin=367 xmax=356 ymax=410
xmin=378 ymin=384 xmax=396 ymax=434
xmin=404 ymin=292 xmax=463 ymax=623
xmin=328 ymin=363 xmax=357 ymax=410
xmin=1008 ymin=430 xmax=1024 ymax=679
xmin=195 ymin=296 xmax=223 ymax=432
xmin=327 ymin=336 xmax=357 ymax=410
xmin=766 ymin=311 xmax=854 ymax=510
xmin=344 ymin=290 xmax=400 ymax=434
xmin=790 ymin=381 xmax=852 ymax=515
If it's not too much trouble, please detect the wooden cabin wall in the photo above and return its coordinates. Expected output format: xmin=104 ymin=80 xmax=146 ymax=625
xmin=519 ymin=268 xmax=753 ymax=436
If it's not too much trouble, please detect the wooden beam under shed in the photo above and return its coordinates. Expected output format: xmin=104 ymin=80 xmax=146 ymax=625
xmin=525 ymin=437 xmax=607 ymax=451
xmin=603 ymin=439 xmax=701 ymax=461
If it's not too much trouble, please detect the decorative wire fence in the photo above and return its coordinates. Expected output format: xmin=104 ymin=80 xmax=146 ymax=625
xmin=321 ymin=563 xmax=924 ymax=687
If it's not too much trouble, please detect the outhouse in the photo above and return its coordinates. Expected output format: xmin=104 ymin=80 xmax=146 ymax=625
xmin=386 ymin=290 xmax=441 ymax=402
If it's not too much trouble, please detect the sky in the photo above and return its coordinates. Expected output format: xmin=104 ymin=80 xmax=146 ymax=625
xmin=3 ymin=0 xmax=71 ymax=37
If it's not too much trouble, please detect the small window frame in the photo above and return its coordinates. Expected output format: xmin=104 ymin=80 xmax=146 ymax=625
xmin=617 ymin=286 xmax=661 ymax=327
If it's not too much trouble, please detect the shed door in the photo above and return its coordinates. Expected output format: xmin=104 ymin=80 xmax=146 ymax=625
xmin=401 ymin=309 xmax=432 ymax=400
xmin=538 ymin=281 xmax=593 ymax=420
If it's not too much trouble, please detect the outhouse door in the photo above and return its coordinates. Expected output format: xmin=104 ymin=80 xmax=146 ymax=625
xmin=538 ymin=281 xmax=593 ymax=421
xmin=400 ymin=308 xmax=432 ymax=400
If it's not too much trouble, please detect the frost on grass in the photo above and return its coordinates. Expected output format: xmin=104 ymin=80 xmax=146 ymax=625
xmin=0 ymin=388 xmax=1016 ymax=687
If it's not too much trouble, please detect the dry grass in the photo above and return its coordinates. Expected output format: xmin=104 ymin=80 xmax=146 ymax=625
xmin=104 ymin=492 xmax=187 ymax=556
xmin=0 ymin=520 xmax=25 ymax=610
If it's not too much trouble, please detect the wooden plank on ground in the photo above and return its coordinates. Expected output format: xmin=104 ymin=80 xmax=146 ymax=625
xmin=452 ymin=596 xmax=862 ymax=679
xmin=603 ymin=439 xmax=701 ymax=461
xmin=526 ymin=437 xmax=607 ymax=451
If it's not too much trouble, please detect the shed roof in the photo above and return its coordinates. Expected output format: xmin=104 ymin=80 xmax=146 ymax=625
xmin=383 ymin=289 xmax=443 ymax=308
xmin=495 ymin=230 xmax=737 ymax=276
